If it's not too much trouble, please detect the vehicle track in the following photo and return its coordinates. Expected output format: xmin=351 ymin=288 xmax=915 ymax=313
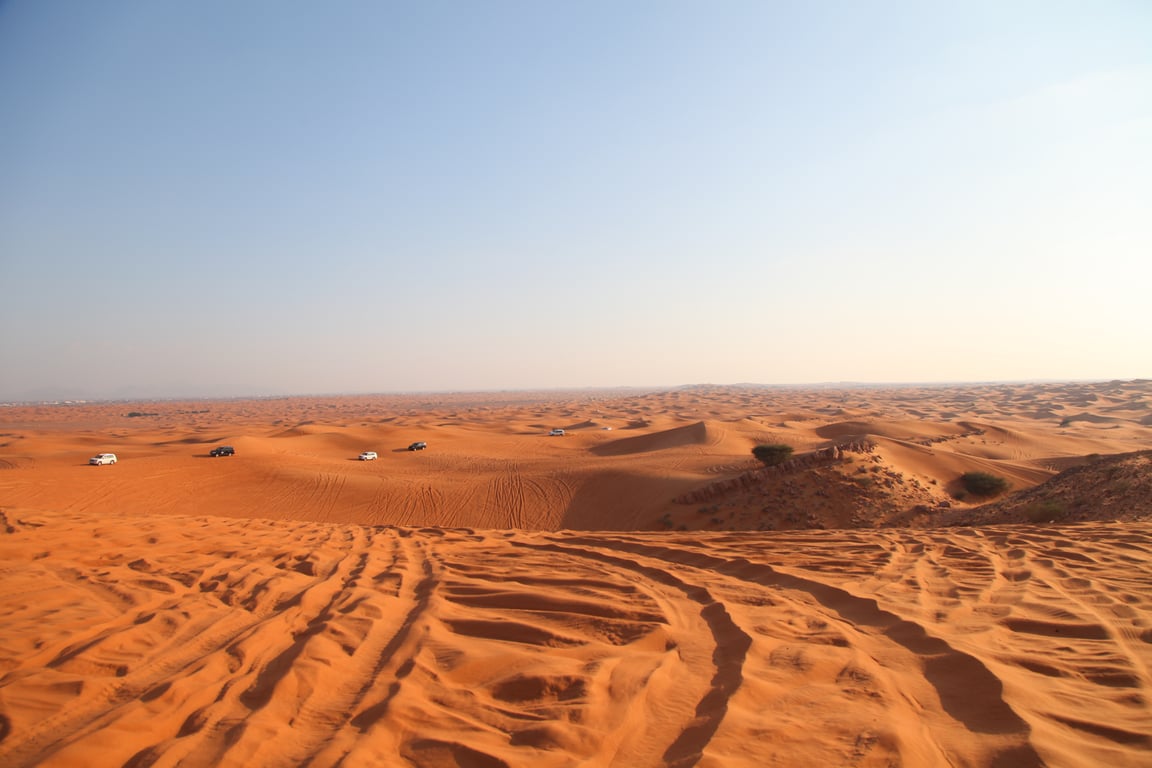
xmin=510 ymin=538 xmax=751 ymax=767
xmin=5 ymin=519 xmax=1149 ymax=767
xmin=562 ymin=533 xmax=1043 ymax=766
xmin=246 ymin=531 xmax=440 ymax=766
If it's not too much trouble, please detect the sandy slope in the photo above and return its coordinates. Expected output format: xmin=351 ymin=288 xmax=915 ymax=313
xmin=0 ymin=509 xmax=1149 ymax=767
xmin=2 ymin=382 xmax=1151 ymax=766
xmin=1 ymin=381 xmax=1150 ymax=532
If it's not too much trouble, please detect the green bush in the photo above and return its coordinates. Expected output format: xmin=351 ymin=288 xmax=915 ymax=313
xmin=959 ymin=471 xmax=1009 ymax=497
xmin=753 ymin=443 xmax=794 ymax=466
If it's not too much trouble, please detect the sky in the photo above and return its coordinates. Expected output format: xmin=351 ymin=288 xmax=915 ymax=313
xmin=1 ymin=1 xmax=1149 ymax=400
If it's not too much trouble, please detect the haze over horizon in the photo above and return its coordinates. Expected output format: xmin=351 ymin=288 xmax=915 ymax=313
xmin=2 ymin=2 xmax=1149 ymax=401
xmin=4 ymin=377 xmax=1149 ymax=406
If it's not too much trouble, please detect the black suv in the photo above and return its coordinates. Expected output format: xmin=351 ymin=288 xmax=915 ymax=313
xmin=407 ymin=441 xmax=427 ymax=451
xmin=209 ymin=445 xmax=236 ymax=457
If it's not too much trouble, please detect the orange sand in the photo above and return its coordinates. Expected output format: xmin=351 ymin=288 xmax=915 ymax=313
xmin=2 ymin=381 xmax=1149 ymax=531
xmin=1 ymin=381 xmax=1150 ymax=766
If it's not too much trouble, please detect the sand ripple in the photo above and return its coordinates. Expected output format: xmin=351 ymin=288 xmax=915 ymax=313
xmin=1 ymin=511 xmax=1150 ymax=767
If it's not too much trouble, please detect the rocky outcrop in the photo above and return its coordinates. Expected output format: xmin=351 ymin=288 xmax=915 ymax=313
xmin=674 ymin=440 xmax=875 ymax=505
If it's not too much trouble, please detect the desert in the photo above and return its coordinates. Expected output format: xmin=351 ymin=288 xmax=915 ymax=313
xmin=5 ymin=2 xmax=1150 ymax=765
xmin=1 ymin=380 xmax=1151 ymax=767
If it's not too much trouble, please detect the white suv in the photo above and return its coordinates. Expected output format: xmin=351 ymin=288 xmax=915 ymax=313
xmin=89 ymin=453 xmax=117 ymax=465
xmin=358 ymin=451 xmax=378 ymax=461
xmin=549 ymin=429 xmax=565 ymax=436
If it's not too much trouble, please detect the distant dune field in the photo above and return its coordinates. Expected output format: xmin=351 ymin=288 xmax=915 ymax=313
xmin=1 ymin=381 xmax=1151 ymax=766
xmin=2 ymin=380 xmax=1150 ymax=531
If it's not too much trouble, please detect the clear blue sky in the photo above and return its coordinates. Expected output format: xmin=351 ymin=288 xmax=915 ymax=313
xmin=1 ymin=1 xmax=1149 ymax=400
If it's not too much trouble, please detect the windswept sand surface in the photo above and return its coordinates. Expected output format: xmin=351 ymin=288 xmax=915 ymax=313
xmin=1 ymin=510 xmax=1150 ymax=767
xmin=2 ymin=381 xmax=1151 ymax=766
xmin=2 ymin=380 xmax=1150 ymax=531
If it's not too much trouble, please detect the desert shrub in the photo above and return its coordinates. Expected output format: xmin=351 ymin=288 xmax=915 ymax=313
xmin=960 ymin=471 xmax=1010 ymax=497
xmin=752 ymin=443 xmax=794 ymax=466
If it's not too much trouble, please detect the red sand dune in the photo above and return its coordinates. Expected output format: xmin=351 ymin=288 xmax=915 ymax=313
xmin=1 ymin=512 xmax=1150 ymax=767
xmin=2 ymin=381 xmax=1149 ymax=532
xmin=1 ymin=381 xmax=1151 ymax=766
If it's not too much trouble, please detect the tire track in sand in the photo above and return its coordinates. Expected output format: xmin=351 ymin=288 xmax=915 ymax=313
xmin=512 ymin=538 xmax=752 ymax=768
xmin=271 ymin=530 xmax=439 ymax=767
xmin=117 ymin=525 xmax=381 ymax=768
xmin=0 ymin=523 xmax=361 ymax=767
xmin=4 ymin=517 xmax=1148 ymax=767
xmin=564 ymin=534 xmax=1044 ymax=767
xmin=116 ymin=528 xmax=438 ymax=768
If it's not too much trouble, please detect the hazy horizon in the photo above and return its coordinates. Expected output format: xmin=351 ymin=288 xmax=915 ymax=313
xmin=2 ymin=2 xmax=1149 ymax=401
xmin=5 ymin=376 xmax=1148 ymax=406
